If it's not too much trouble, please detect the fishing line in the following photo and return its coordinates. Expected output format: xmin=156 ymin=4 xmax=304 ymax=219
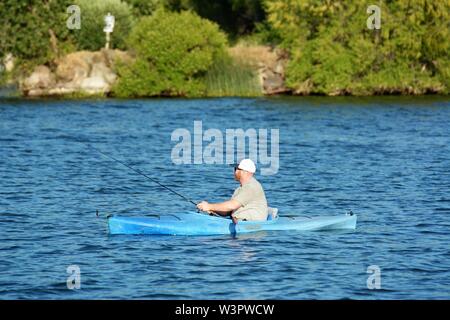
xmin=82 ymin=143 xmax=197 ymax=206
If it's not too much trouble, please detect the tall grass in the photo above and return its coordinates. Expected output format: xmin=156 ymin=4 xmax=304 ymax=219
xmin=204 ymin=54 xmax=262 ymax=97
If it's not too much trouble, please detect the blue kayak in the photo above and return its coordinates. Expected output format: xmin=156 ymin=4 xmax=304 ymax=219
xmin=107 ymin=208 xmax=357 ymax=236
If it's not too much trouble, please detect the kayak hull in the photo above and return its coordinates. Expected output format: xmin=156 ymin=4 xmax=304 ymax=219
xmin=107 ymin=212 xmax=357 ymax=236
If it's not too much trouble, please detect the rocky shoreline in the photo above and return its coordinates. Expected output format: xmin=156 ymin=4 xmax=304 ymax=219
xmin=20 ymin=49 xmax=131 ymax=97
xmin=18 ymin=46 xmax=288 ymax=97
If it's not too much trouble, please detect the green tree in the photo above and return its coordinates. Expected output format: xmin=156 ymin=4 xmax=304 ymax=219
xmin=265 ymin=0 xmax=450 ymax=95
xmin=123 ymin=0 xmax=165 ymax=16
xmin=0 ymin=0 xmax=71 ymax=65
xmin=113 ymin=9 xmax=228 ymax=97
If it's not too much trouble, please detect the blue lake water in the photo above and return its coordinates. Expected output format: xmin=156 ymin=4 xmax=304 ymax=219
xmin=0 ymin=96 xmax=449 ymax=299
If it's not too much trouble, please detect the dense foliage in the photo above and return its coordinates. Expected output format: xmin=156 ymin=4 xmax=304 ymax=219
xmin=73 ymin=0 xmax=135 ymax=51
xmin=124 ymin=0 xmax=164 ymax=16
xmin=113 ymin=10 xmax=227 ymax=97
xmin=1 ymin=0 xmax=448 ymax=96
xmin=0 ymin=0 xmax=71 ymax=64
xmin=265 ymin=0 xmax=450 ymax=95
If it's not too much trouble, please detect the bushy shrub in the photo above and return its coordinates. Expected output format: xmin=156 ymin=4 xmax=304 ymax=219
xmin=73 ymin=0 xmax=135 ymax=51
xmin=113 ymin=9 xmax=227 ymax=97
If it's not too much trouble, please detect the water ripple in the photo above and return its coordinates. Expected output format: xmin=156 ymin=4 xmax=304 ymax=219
xmin=0 ymin=97 xmax=449 ymax=299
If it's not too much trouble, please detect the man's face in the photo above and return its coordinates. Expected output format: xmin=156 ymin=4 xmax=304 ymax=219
xmin=233 ymin=167 xmax=241 ymax=181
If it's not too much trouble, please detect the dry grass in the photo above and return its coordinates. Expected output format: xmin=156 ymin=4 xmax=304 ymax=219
xmin=204 ymin=44 xmax=284 ymax=97
xmin=227 ymin=44 xmax=278 ymax=70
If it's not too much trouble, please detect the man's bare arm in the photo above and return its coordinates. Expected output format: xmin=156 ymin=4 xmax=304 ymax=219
xmin=197 ymin=199 xmax=241 ymax=215
xmin=208 ymin=199 xmax=241 ymax=212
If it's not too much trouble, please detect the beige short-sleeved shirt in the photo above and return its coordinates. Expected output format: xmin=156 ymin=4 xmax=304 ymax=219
xmin=231 ymin=177 xmax=268 ymax=221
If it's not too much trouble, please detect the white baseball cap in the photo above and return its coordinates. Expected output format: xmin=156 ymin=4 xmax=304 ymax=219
xmin=236 ymin=159 xmax=256 ymax=173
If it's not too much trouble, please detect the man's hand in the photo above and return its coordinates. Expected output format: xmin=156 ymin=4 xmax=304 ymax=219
xmin=197 ymin=201 xmax=211 ymax=212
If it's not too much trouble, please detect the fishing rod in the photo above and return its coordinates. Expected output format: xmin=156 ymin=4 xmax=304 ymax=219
xmin=83 ymin=143 xmax=198 ymax=207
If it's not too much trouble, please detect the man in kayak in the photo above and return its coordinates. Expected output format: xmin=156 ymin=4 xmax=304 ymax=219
xmin=197 ymin=159 xmax=268 ymax=223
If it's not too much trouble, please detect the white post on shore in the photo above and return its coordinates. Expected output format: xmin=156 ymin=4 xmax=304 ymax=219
xmin=104 ymin=12 xmax=115 ymax=50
